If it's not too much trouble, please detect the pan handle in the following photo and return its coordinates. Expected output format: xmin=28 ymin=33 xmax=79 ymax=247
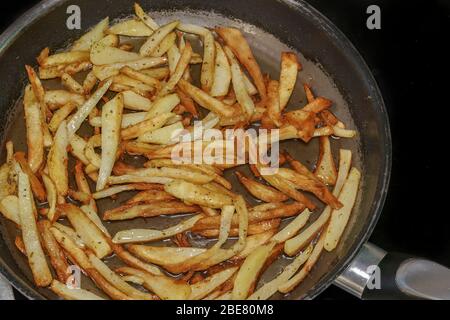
xmin=334 ymin=242 xmax=450 ymax=300
xmin=0 ymin=274 xmax=14 ymax=300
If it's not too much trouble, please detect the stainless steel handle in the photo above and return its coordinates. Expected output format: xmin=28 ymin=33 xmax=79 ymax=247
xmin=0 ymin=274 xmax=14 ymax=300
xmin=334 ymin=242 xmax=450 ymax=300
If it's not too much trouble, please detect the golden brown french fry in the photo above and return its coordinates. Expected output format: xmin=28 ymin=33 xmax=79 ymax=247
xmin=48 ymin=101 xmax=77 ymax=133
xmin=140 ymin=67 xmax=170 ymax=80
xmin=87 ymin=251 xmax=156 ymax=300
xmin=23 ymin=85 xmax=44 ymax=172
xmin=279 ymin=52 xmax=301 ymax=111
xmin=215 ymin=27 xmax=266 ymax=101
xmin=121 ymin=112 xmax=173 ymax=140
xmin=177 ymin=79 xmax=236 ymax=117
xmin=116 ymin=266 xmax=191 ymax=300
xmin=14 ymin=152 xmax=46 ymax=202
xmin=44 ymin=90 xmax=85 ymax=110
xmin=38 ymin=220 xmax=70 ymax=283
xmin=276 ymin=167 xmax=342 ymax=209
xmin=111 ymin=243 xmax=162 ymax=276
xmin=195 ymin=219 xmax=280 ymax=238
xmin=248 ymin=243 xmax=312 ymax=300
xmin=39 ymin=61 xmax=92 ymax=80
xmin=50 ymin=227 xmax=130 ymax=300
xmin=42 ymin=51 xmax=90 ymax=68
xmin=165 ymin=179 xmax=233 ymax=208
xmin=47 ymin=120 xmax=69 ymax=197
xmin=257 ymin=166 xmax=316 ymax=210
xmin=61 ymin=203 xmax=112 ymax=258
xmin=50 ymin=280 xmax=105 ymax=300
xmin=96 ymin=93 xmax=123 ymax=191
xmin=126 ymin=189 xmax=174 ymax=205
xmin=140 ymin=21 xmax=179 ymax=56
xmin=120 ymin=67 xmax=160 ymax=88
xmin=192 ymin=202 xmax=304 ymax=231
xmin=103 ymin=201 xmax=199 ymax=221
xmin=190 ymin=267 xmax=238 ymax=300
xmin=112 ymin=214 xmax=203 ymax=244
xmin=69 ymin=135 xmax=90 ymax=165
xmin=72 ymin=17 xmax=109 ymax=51
xmin=41 ymin=173 xmax=57 ymax=221
xmin=61 ymin=73 xmax=84 ymax=95
xmin=158 ymin=42 xmax=192 ymax=97
xmin=314 ymin=136 xmax=338 ymax=185
xmin=235 ymin=171 xmax=288 ymax=202
xmin=93 ymin=57 xmax=167 ymax=80
xmin=82 ymin=70 xmax=98 ymax=95
xmin=18 ymin=172 xmax=52 ymax=287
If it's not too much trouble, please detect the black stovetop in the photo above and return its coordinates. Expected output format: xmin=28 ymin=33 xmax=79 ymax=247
xmin=1 ymin=0 xmax=449 ymax=300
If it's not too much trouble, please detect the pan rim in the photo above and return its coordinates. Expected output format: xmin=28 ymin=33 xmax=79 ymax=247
xmin=0 ymin=0 xmax=392 ymax=300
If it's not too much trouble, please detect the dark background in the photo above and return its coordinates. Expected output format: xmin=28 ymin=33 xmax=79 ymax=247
xmin=1 ymin=0 xmax=449 ymax=300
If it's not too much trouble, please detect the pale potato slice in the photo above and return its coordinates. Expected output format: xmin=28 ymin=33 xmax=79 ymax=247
xmin=279 ymin=52 xmax=301 ymax=111
xmin=42 ymin=51 xmax=90 ymax=68
xmin=137 ymin=121 xmax=184 ymax=145
xmin=107 ymin=18 xmax=153 ymax=36
xmin=112 ymin=214 xmax=203 ymax=244
xmin=224 ymin=46 xmax=255 ymax=118
xmin=134 ymin=2 xmax=159 ymax=30
xmin=44 ymin=90 xmax=85 ymax=109
xmin=0 ymin=195 xmax=20 ymax=225
xmin=190 ymin=267 xmax=238 ymax=300
xmin=90 ymin=42 xmax=141 ymax=65
xmin=97 ymin=93 xmax=124 ymax=191
xmin=23 ymin=85 xmax=44 ymax=173
xmin=210 ymin=42 xmax=231 ymax=97
xmin=93 ymin=57 xmax=167 ymax=80
xmin=18 ymin=172 xmax=52 ymax=287
xmin=66 ymin=78 xmax=112 ymax=138
xmin=232 ymin=242 xmax=276 ymax=299
xmin=151 ymin=32 xmax=177 ymax=57
xmin=61 ymin=73 xmax=84 ymax=95
xmin=324 ymin=167 xmax=361 ymax=251
xmin=144 ymin=94 xmax=179 ymax=120
xmin=164 ymin=179 xmax=233 ymax=208
xmin=140 ymin=21 xmax=179 ymax=56
xmin=121 ymin=112 xmax=174 ymax=140
xmin=47 ymin=120 xmax=69 ymax=197
xmin=62 ymin=203 xmax=112 ymax=258
xmin=122 ymin=90 xmax=152 ymax=111
xmin=72 ymin=17 xmax=109 ymax=51
xmin=48 ymin=102 xmax=77 ymax=133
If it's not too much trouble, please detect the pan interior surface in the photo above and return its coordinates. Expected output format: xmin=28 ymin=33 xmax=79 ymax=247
xmin=0 ymin=0 xmax=389 ymax=300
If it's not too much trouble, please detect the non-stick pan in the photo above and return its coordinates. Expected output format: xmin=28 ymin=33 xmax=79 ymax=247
xmin=0 ymin=0 xmax=448 ymax=300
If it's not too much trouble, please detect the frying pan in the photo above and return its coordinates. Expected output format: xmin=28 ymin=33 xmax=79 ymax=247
xmin=0 ymin=0 xmax=448 ymax=300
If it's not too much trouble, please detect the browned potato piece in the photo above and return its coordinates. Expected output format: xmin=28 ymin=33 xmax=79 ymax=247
xmin=215 ymin=27 xmax=266 ymax=101
xmin=314 ymin=136 xmax=338 ymax=186
xmin=103 ymin=201 xmax=199 ymax=221
xmin=235 ymin=171 xmax=288 ymax=202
